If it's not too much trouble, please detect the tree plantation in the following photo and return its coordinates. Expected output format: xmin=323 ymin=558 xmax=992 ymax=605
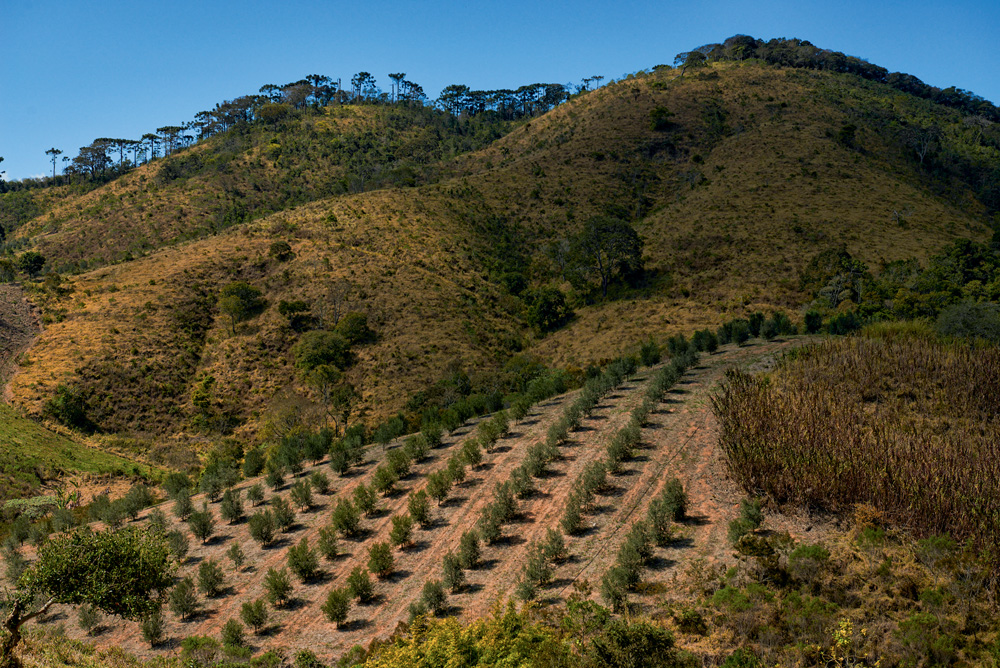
xmin=1 ymin=32 xmax=999 ymax=668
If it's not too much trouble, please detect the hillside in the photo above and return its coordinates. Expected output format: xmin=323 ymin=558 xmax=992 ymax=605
xmin=3 ymin=56 xmax=998 ymax=449
xmin=22 ymin=340 xmax=817 ymax=661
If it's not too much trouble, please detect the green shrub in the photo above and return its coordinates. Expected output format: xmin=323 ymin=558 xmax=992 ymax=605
xmin=442 ymin=552 xmax=465 ymax=593
xmin=264 ymin=567 xmax=293 ymax=607
xmin=221 ymin=618 xmax=246 ymax=647
xmin=368 ymin=541 xmax=395 ymax=577
xmin=248 ymin=509 xmax=277 ymax=547
xmin=77 ymin=603 xmax=102 ymax=635
xmin=332 ymin=498 xmax=361 ymax=537
xmin=421 ymin=579 xmax=447 ymax=615
xmin=290 ymin=480 xmax=314 ymax=511
xmin=936 ymin=301 xmax=1000 ymax=343
xmin=167 ymin=529 xmax=189 ymax=562
xmin=240 ymin=598 xmax=268 ymax=634
xmin=288 ymin=537 xmax=321 ymax=582
xmin=197 ymin=559 xmax=226 ymax=597
xmin=353 ymin=483 xmax=378 ymax=515
xmin=458 ymin=530 xmax=480 ymax=569
xmin=141 ymin=607 xmax=164 ymax=646
xmin=309 ymin=471 xmax=330 ymax=495
xmin=347 ymin=566 xmax=374 ymax=602
xmin=271 ymin=495 xmax=296 ymax=531
xmin=407 ymin=490 xmax=431 ymax=527
xmin=220 ymin=488 xmax=244 ymax=524
xmin=180 ymin=635 xmax=220 ymax=667
xmin=187 ymin=505 xmax=215 ymax=544
xmin=226 ymin=542 xmax=245 ymax=571
xmin=169 ymin=576 xmax=199 ymax=620
xmin=246 ymin=483 xmax=265 ymax=506
xmin=390 ymin=514 xmax=414 ymax=548
xmin=318 ymin=525 xmax=339 ymax=561
xmin=173 ymin=492 xmax=194 ymax=520
xmin=322 ymin=587 xmax=351 ymax=628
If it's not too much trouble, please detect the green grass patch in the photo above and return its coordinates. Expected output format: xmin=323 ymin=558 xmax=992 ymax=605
xmin=0 ymin=404 xmax=148 ymax=502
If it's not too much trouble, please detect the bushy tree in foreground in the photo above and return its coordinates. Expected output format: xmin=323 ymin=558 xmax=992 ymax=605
xmin=3 ymin=527 xmax=174 ymax=666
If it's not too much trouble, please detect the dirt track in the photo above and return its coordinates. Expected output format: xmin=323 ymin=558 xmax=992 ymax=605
xmin=0 ymin=284 xmax=40 ymax=403
xmin=37 ymin=337 xmax=830 ymax=661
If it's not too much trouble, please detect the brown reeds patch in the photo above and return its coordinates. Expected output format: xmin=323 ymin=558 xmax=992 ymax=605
xmin=714 ymin=325 xmax=1000 ymax=574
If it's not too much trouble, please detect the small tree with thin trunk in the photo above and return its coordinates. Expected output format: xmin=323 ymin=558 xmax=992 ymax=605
xmin=240 ymin=599 xmax=268 ymax=634
xmin=322 ymin=587 xmax=351 ymax=628
xmin=263 ymin=567 xmax=293 ymax=608
xmin=169 ymin=576 xmax=199 ymax=620
xmin=407 ymin=490 xmax=431 ymax=527
xmin=187 ymin=504 xmax=215 ymax=544
xmin=442 ymin=552 xmax=465 ymax=593
xmin=367 ymin=541 xmax=394 ymax=578
xmin=347 ymin=567 xmax=373 ymax=603
xmin=317 ymin=526 xmax=339 ymax=561
xmin=389 ymin=514 xmax=414 ymax=549
xmin=197 ymin=559 xmax=225 ymax=597
xmin=246 ymin=483 xmax=265 ymax=507
xmin=287 ymin=537 xmax=320 ymax=582
xmin=226 ymin=542 xmax=246 ymax=571
xmin=458 ymin=530 xmax=480 ymax=569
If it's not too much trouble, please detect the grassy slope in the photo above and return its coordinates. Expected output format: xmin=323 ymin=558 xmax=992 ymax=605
xmin=0 ymin=404 xmax=142 ymax=500
xmin=6 ymin=61 xmax=994 ymax=443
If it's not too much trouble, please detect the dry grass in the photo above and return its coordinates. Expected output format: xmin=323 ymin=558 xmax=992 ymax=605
xmin=714 ymin=324 xmax=1000 ymax=571
xmin=7 ymin=61 xmax=990 ymax=443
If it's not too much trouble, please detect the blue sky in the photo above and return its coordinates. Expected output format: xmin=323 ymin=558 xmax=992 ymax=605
xmin=2 ymin=0 xmax=998 ymax=180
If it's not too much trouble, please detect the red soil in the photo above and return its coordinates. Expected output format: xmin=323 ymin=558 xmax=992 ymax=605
xmin=35 ymin=338 xmax=831 ymax=663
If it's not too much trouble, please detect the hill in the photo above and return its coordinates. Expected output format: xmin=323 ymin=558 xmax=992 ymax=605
xmin=2 ymin=45 xmax=998 ymax=451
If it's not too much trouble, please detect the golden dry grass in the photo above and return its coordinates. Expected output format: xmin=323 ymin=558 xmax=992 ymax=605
xmin=6 ymin=61 xmax=991 ymax=443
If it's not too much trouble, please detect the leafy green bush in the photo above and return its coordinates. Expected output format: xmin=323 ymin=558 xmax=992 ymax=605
xmin=264 ymin=567 xmax=293 ymax=607
xmin=287 ymin=537 xmax=320 ymax=582
xmin=240 ymin=598 xmax=268 ymax=634
xmin=322 ymin=587 xmax=351 ymax=627
xmin=221 ymin=618 xmax=246 ymax=647
xmin=368 ymin=541 xmax=395 ymax=577
xmin=936 ymin=301 xmax=1000 ymax=343
xmin=197 ymin=559 xmax=225 ymax=597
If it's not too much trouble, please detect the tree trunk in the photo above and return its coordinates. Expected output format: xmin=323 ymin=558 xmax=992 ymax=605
xmin=0 ymin=597 xmax=53 ymax=668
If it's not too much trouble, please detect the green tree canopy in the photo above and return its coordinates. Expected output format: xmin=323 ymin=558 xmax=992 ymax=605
xmin=218 ymin=281 xmax=265 ymax=334
xmin=3 ymin=526 xmax=174 ymax=666
xmin=293 ymin=330 xmax=353 ymax=371
xmin=570 ymin=217 xmax=644 ymax=297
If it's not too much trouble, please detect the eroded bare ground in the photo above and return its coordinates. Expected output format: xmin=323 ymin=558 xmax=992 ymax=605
xmin=39 ymin=337 xmax=833 ymax=662
xmin=0 ymin=284 xmax=41 ymax=402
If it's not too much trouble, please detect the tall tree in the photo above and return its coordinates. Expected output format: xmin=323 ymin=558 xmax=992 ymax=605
xmin=44 ymin=148 xmax=62 ymax=178
xmin=388 ymin=73 xmax=405 ymax=103
xmin=571 ymin=217 xmax=644 ymax=297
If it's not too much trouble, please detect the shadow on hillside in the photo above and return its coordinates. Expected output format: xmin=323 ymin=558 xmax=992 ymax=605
xmin=680 ymin=514 xmax=710 ymax=527
xmin=546 ymin=577 xmax=576 ymax=590
xmin=407 ymin=540 xmax=430 ymax=554
xmin=670 ymin=536 xmax=696 ymax=550
xmin=646 ymin=555 xmax=677 ymax=571
xmin=478 ymin=558 xmax=499 ymax=571
xmin=496 ymin=534 xmax=526 ymax=547
xmin=386 ymin=569 xmax=412 ymax=583
xmin=342 ymin=618 xmax=371 ymax=632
